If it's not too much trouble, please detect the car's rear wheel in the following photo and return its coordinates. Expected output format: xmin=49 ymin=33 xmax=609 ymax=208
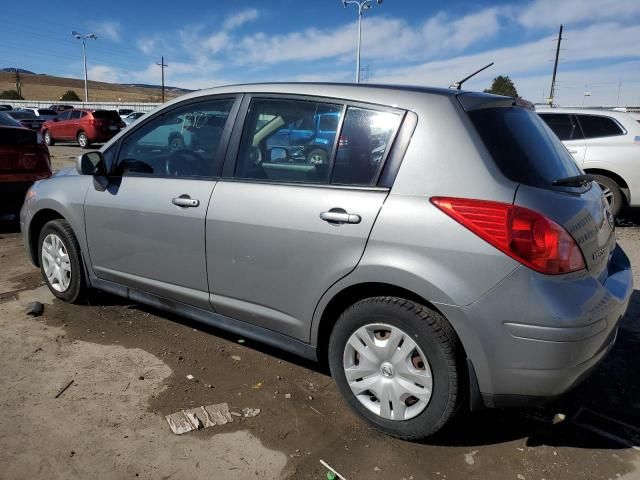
xmin=43 ymin=130 xmax=54 ymax=146
xmin=77 ymin=131 xmax=90 ymax=149
xmin=592 ymin=174 xmax=624 ymax=217
xmin=38 ymin=219 xmax=87 ymax=303
xmin=328 ymin=296 xmax=464 ymax=440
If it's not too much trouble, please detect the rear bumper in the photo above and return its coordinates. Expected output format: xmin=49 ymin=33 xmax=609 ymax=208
xmin=0 ymin=181 xmax=33 ymax=213
xmin=439 ymin=244 xmax=633 ymax=405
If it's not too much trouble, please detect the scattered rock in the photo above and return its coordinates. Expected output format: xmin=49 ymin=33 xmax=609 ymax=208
xmin=464 ymin=450 xmax=479 ymax=465
xmin=284 ymin=393 xmax=291 ymax=399
xmin=242 ymin=407 xmax=260 ymax=418
xmin=374 ymin=466 xmax=382 ymax=472
xmin=26 ymin=302 xmax=45 ymax=317
xmin=231 ymin=355 xmax=241 ymax=361
xmin=186 ymin=374 xmax=194 ymax=380
xmin=517 ymin=475 xmax=525 ymax=480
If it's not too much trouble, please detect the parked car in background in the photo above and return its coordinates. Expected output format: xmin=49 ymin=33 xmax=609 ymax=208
xmin=48 ymin=104 xmax=74 ymax=113
xmin=42 ymin=109 xmax=125 ymax=148
xmin=122 ymin=111 xmax=146 ymax=126
xmin=118 ymin=108 xmax=134 ymax=117
xmin=537 ymin=108 xmax=640 ymax=216
xmin=15 ymin=108 xmax=58 ymax=121
xmin=21 ymin=83 xmax=632 ymax=441
xmin=0 ymin=104 xmax=12 ymax=111
xmin=0 ymin=112 xmax=51 ymax=215
xmin=6 ymin=110 xmax=46 ymax=132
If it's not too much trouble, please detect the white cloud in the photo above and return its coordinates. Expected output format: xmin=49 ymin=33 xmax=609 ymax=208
xmin=223 ymin=8 xmax=259 ymax=31
xmin=137 ymin=38 xmax=157 ymax=55
xmin=87 ymin=65 xmax=121 ymax=83
xmin=90 ymin=21 xmax=121 ymax=42
xmin=518 ymin=0 xmax=640 ymax=28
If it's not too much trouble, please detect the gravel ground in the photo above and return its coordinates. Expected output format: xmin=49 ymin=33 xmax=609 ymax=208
xmin=1 ymin=156 xmax=639 ymax=479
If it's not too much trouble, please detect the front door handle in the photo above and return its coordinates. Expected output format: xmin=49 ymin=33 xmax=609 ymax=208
xmin=320 ymin=209 xmax=361 ymax=225
xmin=568 ymin=148 xmax=578 ymax=154
xmin=172 ymin=195 xmax=200 ymax=208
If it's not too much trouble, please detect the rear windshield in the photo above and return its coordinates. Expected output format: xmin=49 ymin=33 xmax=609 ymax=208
xmin=8 ymin=111 xmax=37 ymax=120
xmin=468 ymin=107 xmax=582 ymax=187
xmin=93 ymin=110 xmax=121 ymax=121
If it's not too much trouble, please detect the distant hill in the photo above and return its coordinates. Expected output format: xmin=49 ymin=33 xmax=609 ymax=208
xmin=0 ymin=71 xmax=190 ymax=102
xmin=119 ymin=83 xmax=193 ymax=93
xmin=1 ymin=68 xmax=36 ymax=74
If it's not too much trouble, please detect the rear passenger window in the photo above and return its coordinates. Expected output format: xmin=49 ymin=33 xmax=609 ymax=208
xmin=332 ymin=107 xmax=401 ymax=186
xmin=577 ymin=115 xmax=624 ymax=138
xmin=539 ymin=114 xmax=582 ymax=141
xmin=236 ymin=99 xmax=342 ymax=184
xmin=70 ymin=111 xmax=81 ymax=120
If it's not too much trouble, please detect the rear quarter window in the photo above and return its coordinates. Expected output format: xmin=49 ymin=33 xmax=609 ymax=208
xmin=93 ymin=110 xmax=121 ymax=121
xmin=468 ymin=107 xmax=582 ymax=187
xmin=576 ymin=115 xmax=625 ymax=139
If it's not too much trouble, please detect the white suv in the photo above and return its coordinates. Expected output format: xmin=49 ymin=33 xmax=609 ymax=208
xmin=537 ymin=108 xmax=640 ymax=215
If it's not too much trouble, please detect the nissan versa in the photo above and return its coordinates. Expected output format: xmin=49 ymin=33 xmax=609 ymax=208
xmin=20 ymin=84 xmax=632 ymax=440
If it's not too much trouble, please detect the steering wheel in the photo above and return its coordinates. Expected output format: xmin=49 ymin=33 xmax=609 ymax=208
xmin=165 ymin=149 xmax=207 ymax=177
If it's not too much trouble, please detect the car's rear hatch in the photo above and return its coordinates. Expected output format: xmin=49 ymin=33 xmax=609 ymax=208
xmin=0 ymin=127 xmax=51 ymax=180
xmin=459 ymin=93 xmax=616 ymax=280
xmin=92 ymin=110 xmax=124 ymax=132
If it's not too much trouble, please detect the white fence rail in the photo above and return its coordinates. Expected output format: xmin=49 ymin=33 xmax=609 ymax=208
xmin=1 ymin=99 xmax=161 ymax=112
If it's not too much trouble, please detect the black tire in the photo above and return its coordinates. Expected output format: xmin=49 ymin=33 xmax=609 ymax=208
xmin=306 ymin=148 xmax=328 ymax=165
xmin=592 ymin=174 xmax=624 ymax=217
xmin=77 ymin=131 xmax=90 ymax=149
xmin=38 ymin=219 xmax=87 ymax=303
xmin=43 ymin=129 xmax=54 ymax=146
xmin=328 ymin=296 xmax=464 ymax=440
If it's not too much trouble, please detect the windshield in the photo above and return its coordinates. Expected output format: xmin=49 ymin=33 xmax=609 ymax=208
xmin=8 ymin=111 xmax=37 ymax=120
xmin=38 ymin=109 xmax=57 ymax=116
xmin=468 ymin=107 xmax=582 ymax=187
xmin=0 ymin=112 xmax=23 ymax=127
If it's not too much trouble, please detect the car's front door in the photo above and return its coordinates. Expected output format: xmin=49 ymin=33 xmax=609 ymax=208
xmin=206 ymin=96 xmax=404 ymax=340
xmin=84 ymin=96 xmax=239 ymax=309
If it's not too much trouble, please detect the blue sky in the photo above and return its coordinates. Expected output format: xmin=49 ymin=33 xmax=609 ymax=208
xmin=2 ymin=0 xmax=640 ymax=105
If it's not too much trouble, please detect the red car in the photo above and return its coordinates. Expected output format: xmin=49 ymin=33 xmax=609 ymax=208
xmin=0 ymin=112 xmax=51 ymax=215
xmin=42 ymin=109 xmax=125 ymax=148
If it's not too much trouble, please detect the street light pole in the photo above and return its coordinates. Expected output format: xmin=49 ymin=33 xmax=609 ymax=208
xmin=342 ymin=0 xmax=383 ymax=84
xmin=72 ymin=31 xmax=97 ymax=102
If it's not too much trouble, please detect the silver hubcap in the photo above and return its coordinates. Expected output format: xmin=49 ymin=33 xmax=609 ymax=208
xmin=343 ymin=323 xmax=433 ymax=421
xmin=41 ymin=234 xmax=71 ymax=292
xmin=598 ymin=182 xmax=615 ymax=210
xmin=79 ymin=134 xmax=87 ymax=146
xmin=309 ymin=153 xmax=325 ymax=164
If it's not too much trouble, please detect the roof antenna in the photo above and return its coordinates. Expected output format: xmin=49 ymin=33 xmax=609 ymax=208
xmin=449 ymin=62 xmax=494 ymax=90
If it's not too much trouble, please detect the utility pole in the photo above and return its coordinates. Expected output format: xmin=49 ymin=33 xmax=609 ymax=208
xmin=548 ymin=24 xmax=563 ymax=107
xmin=14 ymin=68 xmax=23 ymax=99
xmin=72 ymin=31 xmax=97 ymax=102
xmin=342 ymin=0 xmax=383 ymax=84
xmin=156 ymin=56 xmax=168 ymax=103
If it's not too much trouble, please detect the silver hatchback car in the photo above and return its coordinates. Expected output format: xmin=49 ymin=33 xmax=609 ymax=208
xmin=21 ymin=83 xmax=633 ymax=440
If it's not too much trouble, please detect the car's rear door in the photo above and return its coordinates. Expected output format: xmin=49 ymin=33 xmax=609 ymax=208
xmin=206 ymin=95 xmax=405 ymax=341
xmin=538 ymin=112 xmax=587 ymax=164
xmin=67 ymin=110 xmax=82 ymax=139
xmin=84 ymin=96 xmax=240 ymax=309
xmin=51 ymin=110 xmax=71 ymax=139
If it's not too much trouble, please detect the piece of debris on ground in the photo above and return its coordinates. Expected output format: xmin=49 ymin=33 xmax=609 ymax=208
xmin=25 ymin=301 xmax=45 ymax=317
xmin=165 ymin=402 xmax=234 ymax=435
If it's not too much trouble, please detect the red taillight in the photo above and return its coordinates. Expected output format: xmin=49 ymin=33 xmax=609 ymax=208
xmin=338 ymin=134 xmax=348 ymax=147
xmin=431 ymin=197 xmax=585 ymax=275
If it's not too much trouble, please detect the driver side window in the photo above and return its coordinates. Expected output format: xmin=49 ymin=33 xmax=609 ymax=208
xmin=115 ymin=98 xmax=234 ymax=178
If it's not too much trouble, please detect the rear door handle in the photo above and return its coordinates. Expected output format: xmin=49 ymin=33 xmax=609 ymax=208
xmin=568 ymin=149 xmax=578 ymax=154
xmin=320 ymin=209 xmax=361 ymax=225
xmin=172 ymin=195 xmax=200 ymax=208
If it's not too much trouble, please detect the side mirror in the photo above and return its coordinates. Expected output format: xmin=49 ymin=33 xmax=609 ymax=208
xmin=268 ymin=147 xmax=288 ymax=163
xmin=77 ymin=151 xmax=107 ymax=176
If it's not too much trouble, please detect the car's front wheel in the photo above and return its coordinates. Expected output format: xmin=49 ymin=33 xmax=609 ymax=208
xmin=38 ymin=219 xmax=87 ymax=303
xmin=329 ymin=296 xmax=464 ymax=440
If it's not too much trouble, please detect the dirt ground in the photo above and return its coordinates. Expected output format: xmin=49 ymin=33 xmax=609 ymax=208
xmin=1 ymin=155 xmax=640 ymax=479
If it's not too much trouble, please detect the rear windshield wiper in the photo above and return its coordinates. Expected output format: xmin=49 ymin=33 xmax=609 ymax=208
xmin=552 ymin=174 xmax=594 ymax=187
